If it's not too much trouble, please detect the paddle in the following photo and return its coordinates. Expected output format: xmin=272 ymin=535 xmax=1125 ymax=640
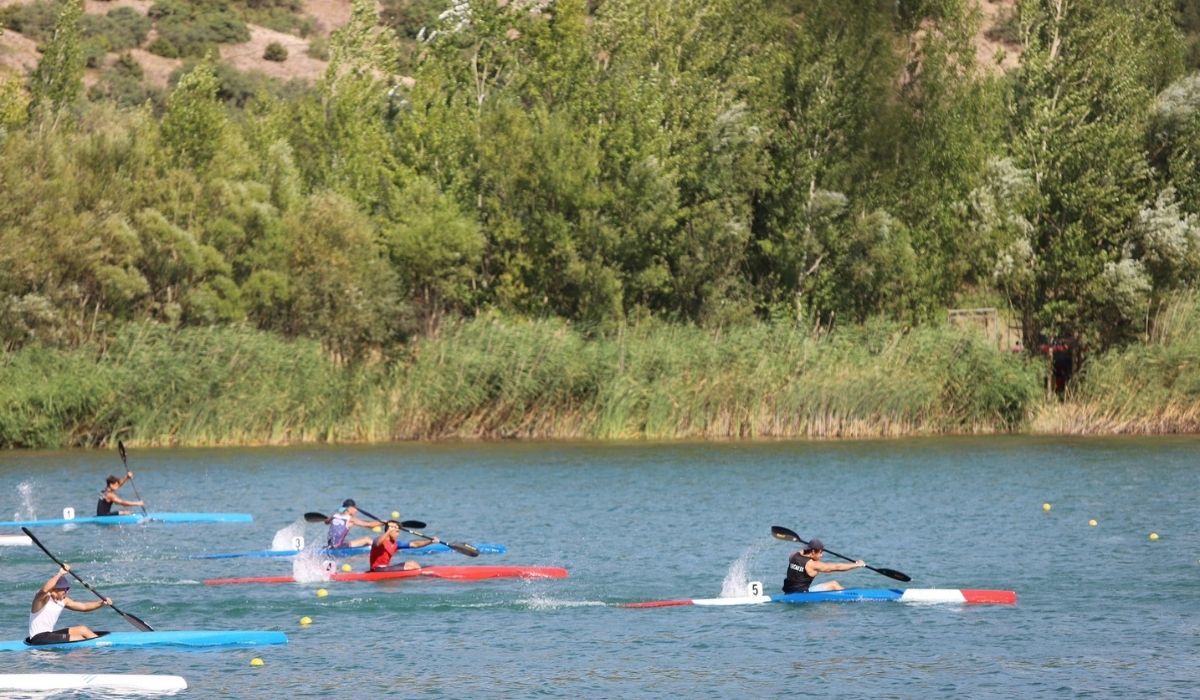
xmin=303 ymin=512 xmax=426 ymax=530
xmin=771 ymin=525 xmax=911 ymax=583
xmin=354 ymin=507 xmax=480 ymax=558
xmin=116 ymin=440 xmax=148 ymax=517
xmin=21 ymin=527 xmax=154 ymax=632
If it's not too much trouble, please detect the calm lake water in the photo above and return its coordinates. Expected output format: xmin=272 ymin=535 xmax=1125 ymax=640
xmin=0 ymin=437 xmax=1197 ymax=698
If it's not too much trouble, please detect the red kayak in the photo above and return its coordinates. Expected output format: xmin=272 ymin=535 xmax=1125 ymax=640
xmin=205 ymin=565 xmax=568 ymax=585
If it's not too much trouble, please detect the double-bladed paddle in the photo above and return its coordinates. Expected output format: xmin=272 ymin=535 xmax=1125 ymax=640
xmin=354 ymin=506 xmax=480 ymax=558
xmin=303 ymin=512 xmax=426 ymax=530
xmin=21 ymin=527 xmax=154 ymax=632
xmin=305 ymin=507 xmax=480 ymax=557
xmin=771 ymin=525 xmax=911 ymax=583
xmin=117 ymin=440 xmax=148 ymax=517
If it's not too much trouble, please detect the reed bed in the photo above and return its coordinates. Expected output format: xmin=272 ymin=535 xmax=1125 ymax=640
xmin=0 ymin=316 xmax=1047 ymax=448
xmin=387 ymin=316 xmax=1043 ymax=440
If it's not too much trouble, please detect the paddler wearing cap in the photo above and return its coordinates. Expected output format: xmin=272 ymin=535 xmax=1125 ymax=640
xmin=324 ymin=499 xmax=383 ymax=549
xmin=782 ymin=538 xmax=866 ymax=593
xmin=26 ymin=566 xmax=110 ymax=645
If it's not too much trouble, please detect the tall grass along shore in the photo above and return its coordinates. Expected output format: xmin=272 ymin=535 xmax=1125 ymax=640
xmin=0 ymin=314 xmax=1054 ymax=448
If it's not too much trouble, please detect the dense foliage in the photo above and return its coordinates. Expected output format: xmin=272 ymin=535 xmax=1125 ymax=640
xmin=2 ymin=0 xmax=1200 ymax=444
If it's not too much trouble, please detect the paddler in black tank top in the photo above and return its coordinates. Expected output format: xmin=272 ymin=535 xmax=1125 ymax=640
xmin=782 ymin=538 xmax=865 ymax=593
xmin=96 ymin=472 xmax=143 ymax=516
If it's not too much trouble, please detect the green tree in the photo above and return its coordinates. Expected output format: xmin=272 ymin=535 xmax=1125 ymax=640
xmin=160 ymin=56 xmax=230 ymax=169
xmin=280 ymin=191 xmax=403 ymax=359
xmin=27 ymin=0 xmax=85 ymax=124
xmin=1006 ymin=0 xmax=1186 ymax=348
xmin=382 ymin=176 xmax=483 ymax=334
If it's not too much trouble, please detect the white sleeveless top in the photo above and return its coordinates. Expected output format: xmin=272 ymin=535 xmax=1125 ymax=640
xmin=29 ymin=597 xmax=65 ymax=637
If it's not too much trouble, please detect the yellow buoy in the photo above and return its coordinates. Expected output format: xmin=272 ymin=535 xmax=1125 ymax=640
xmin=1042 ymin=503 xmax=1052 ymax=512
xmin=299 ymin=616 xmax=312 ymax=626
xmin=316 ymin=588 xmax=328 ymax=598
xmin=391 ymin=511 xmax=400 ymax=519
xmin=1088 ymin=519 xmax=1098 ymax=527
xmin=250 ymin=658 xmax=264 ymax=667
xmin=341 ymin=563 xmax=352 ymax=572
xmin=1149 ymin=532 xmax=1159 ymax=541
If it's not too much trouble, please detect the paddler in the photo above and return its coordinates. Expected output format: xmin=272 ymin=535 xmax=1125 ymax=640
xmin=96 ymin=472 xmax=143 ymax=516
xmin=325 ymin=499 xmax=382 ymax=549
xmin=368 ymin=520 xmax=440 ymax=572
xmin=26 ymin=566 xmax=110 ymax=645
xmin=782 ymin=538 xmax=865 ymax=593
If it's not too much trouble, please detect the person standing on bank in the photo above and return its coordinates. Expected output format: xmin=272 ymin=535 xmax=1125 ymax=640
xmin=96 ymin=472 xmax=143 ymax=516
xmin=782 ymin=538 xmax=865 ymax=593
xmin=27 ymin=566 xmax=110 ymax=645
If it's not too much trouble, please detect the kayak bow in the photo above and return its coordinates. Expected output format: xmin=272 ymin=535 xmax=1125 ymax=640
xmin=0 ymin=630 xmax=287 ymax=651
xmin=205 ymin=564 xmax=568 ymax=585
xmin=620 ymin=588 xmax=1017 ymax=608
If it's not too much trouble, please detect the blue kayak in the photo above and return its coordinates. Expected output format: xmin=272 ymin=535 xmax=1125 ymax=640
xmin=0 ymin=630 xmax=287 ymax=651
xmin=0 ymin=512 xmax=254 ymax=527
xmin=189 ymin=542 xmax=508 ymax=559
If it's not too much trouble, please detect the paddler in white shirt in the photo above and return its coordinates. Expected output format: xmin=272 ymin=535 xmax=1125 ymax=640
xmin=27 ymin=566 xmax=110 ymax=645
xmin=325 ymin=499 xmax=383 ymax=549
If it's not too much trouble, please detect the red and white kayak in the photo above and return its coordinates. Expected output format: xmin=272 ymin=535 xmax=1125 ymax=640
xmin=205 ymin=565 xmax=568 ymax=585
xmin=621 ymin=587 xmax=1016 ymax=608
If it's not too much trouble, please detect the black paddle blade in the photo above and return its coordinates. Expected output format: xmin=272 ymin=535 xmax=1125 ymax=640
xmin=304 ymin=512 xmax=329 ymax=523
xmin=118 ymin=440 xmax=127 ymax=465
xmin=874 ymin=567 xmax=911 ymax=583
xmin=448 ymin=542 xmax=480 ymax=557
xmin=771 ymin=525 xmax=803 ymax=543
xmin=115 ymin=608 xmax=154 ymax=632
xmin=400 ymin=520 xmax=426 ymax=529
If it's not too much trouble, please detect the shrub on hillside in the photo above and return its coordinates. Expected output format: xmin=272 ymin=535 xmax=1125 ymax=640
xmin=148 ymin=0 xmax=249 ymax=58
xmin=167 ymin=60 xmax=298 ymax=107
xmin=88 ymin=53 xmax=164 ymax=109
xmin=306 ymin=36 xmax=329 ymax=61
xmin=0 ymin=1 xmax=58 ymax=40
xmin=263 ymin=41 xmax=288 ymax=62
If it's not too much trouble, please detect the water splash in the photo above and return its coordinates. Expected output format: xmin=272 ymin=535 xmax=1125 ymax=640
xmin=13 ymin=482 xmax=35 ymax=520
xmin=292 ymin=551 xmax=333 ymax=583
xmin=720 ymin=544 xmax=767 ymax=597
xmin=272 ymin=522 xmax=307 ymax=551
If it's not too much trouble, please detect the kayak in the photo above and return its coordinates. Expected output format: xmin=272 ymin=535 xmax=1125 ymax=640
xmin=0 ymin=630 xmax=287 ymax=651
xmin=0 ymin=673 xmax=187 ymax=691
xmin=0 ymin=534 xmax=31 ymax=546
xmin=189 ymin=542 xmax=508 ymax=559
xmin=205 ymin=564 xmax=569 ymax=585
xmin=0 ymin=512 xmax=253 ymax=527
xmin=621 ymin=588 xmax=1017 ymax=608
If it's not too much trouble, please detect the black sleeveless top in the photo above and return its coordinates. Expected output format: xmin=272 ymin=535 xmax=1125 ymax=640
xmin=96 ymin=491 xmax=115 ymax=516
xmin=783 ymin=552 xmax=816 ymax=593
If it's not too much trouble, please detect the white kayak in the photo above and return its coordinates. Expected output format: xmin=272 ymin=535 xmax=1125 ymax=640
xmin=0 ymin=673 xmax=187 ymax=691
xmin=0 ymin=534 xmax=31 ymax=546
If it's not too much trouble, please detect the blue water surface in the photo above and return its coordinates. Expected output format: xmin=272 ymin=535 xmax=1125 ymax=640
xmin=0 ymin=437 xmax=1196 ymax=698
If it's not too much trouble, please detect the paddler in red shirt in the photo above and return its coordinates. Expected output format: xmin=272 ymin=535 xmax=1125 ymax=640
xmin=368 ymin=520 xmax=440 ymax=572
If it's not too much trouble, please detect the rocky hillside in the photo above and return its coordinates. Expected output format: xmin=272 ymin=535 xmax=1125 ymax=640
xmin=0 ymin=0 xmax=1022 ymax=94
xmin=0 ymin=0 xmax=354 ymax=90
